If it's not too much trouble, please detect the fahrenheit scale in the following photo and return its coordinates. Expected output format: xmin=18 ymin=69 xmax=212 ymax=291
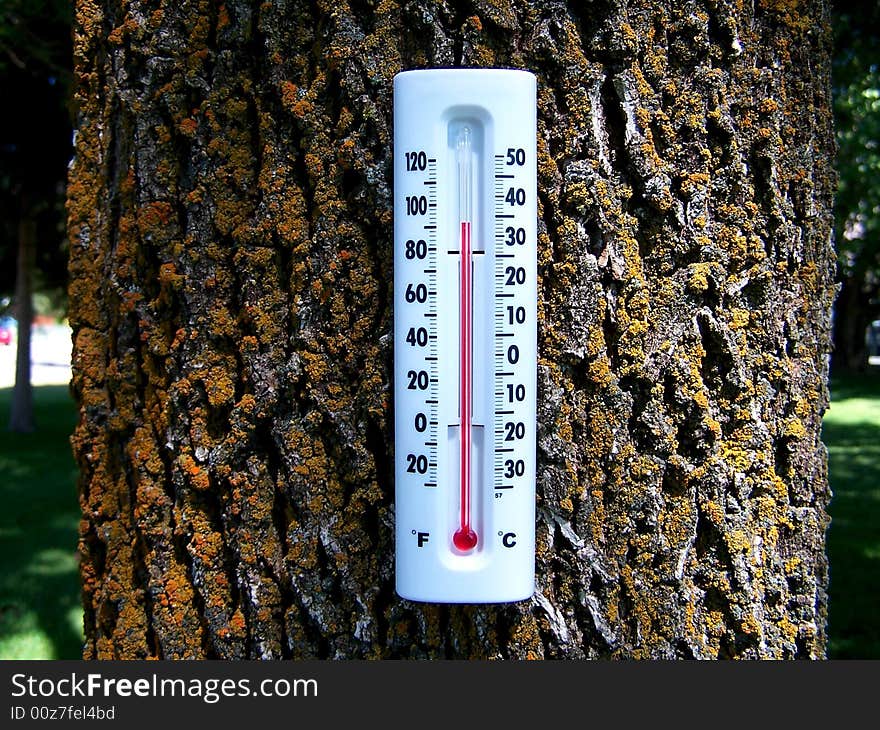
xmin=393 ymin=69 xmax=537 ymax=603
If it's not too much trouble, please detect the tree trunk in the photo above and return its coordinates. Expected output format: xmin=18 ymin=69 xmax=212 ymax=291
xmin=68 ymin=0 xmax=836 ymax=659
xmin=9 ymin=207 xmax=35 ymax=433
xmin=832 ymin=272 xmax=873 ymax=372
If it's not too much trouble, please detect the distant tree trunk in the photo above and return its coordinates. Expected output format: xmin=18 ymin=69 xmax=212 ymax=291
xmin=69 ymin=0 xmax=836 ymax=659
xmin=9 ymin=205 xmax=34 ymax=433
xmin=832 ymin=271 xmax=874 ymax=372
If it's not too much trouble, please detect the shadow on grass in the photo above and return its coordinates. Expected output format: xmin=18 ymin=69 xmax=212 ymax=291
xmin=0 ymin=385 xmax=83 ymax=659
xmin=827 ymin=368 xmax=880 ymax=402
xmin=824 ymin=413 xmax=880 ymax=658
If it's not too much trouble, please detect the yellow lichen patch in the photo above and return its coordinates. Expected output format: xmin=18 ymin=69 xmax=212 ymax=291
xmin=508 ymin=613 xmax=544 ymax=659
xmin=659 ymin=490 xmax=696 ymax=551
xmin=178 ymin=453 xmax=211 ymax=491
xmin=702 ymin=499 xmax=726 ymax=526
xmin=758 ymin=0 xmax=813 ymax=31
xmin=178 ymin=117 xmax=198 ymax=137
xmin=202 ymin=365 xmax=235 ymax=409
xmin=137 ymin=201 xmax=174 ymax=234
xmin=726 ymin=529 xmax=751 ymax=554
xmin=783 ymin=417 xmax=806 ymax=439
xmin=679 ymin=172 xmax=710 ymax=198
xmin=727 ymin=308 xmax=750 ymax=329
xmin=127 ymin=425 xmax=165 ymax=479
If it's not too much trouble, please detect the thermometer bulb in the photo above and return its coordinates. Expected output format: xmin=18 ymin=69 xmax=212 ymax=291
xmin=453 ymin=527 xmax=478 ymax=551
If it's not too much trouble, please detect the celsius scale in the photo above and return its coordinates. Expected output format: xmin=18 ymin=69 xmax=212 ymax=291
xmin=393 ymin=69 xmax=537 ymax=603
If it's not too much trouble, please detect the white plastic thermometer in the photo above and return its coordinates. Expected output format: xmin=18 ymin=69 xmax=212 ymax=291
xmin=393 ymin=69 xmax=537 ymax=603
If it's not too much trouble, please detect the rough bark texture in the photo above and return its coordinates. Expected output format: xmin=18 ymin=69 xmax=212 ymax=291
xmin=68 ymin=0 xmax=836 ymax=659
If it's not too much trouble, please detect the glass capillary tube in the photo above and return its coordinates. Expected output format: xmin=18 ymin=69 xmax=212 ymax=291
xmin=454 ymin=127 xmax=478 ymax=552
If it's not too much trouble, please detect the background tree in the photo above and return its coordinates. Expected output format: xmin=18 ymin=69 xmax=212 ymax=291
xmin=69 ymin=0 xmax=836 ymax=659
xmin=830 ymin=1 xmax=880 ymax=371
xmin=0 ymin=0 xmax=73 ymax=431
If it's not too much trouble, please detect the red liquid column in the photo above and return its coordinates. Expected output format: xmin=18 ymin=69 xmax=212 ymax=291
xmin=453 ymin=127 xmax=478 ymax=552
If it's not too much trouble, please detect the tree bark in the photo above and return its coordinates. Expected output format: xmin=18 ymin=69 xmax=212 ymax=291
xmin=68 ymin=0 xmax=836 ymax=659
xmin=9 ymin=206 xmax=35 ymax=433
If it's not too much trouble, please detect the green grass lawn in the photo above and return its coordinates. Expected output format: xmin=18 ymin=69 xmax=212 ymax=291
xmin=0 ymin=377 xmax=877 ymax=659
xmin=825 ymin=372 xmax=880 ymax=658
xmin=0 ymin=385 xmax=82 ymax=659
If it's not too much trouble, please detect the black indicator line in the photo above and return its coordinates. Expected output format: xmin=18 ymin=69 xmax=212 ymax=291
xmin=496 ymin=173 xmax=515 ymax=179
xmin=424 ymin=180 xmax=436 ymax=185
xmin=428 ymin=158 xmax=437 ymax=163
xmin=425 ymin=441 xmax=437 ymax=446
xmin=496 ymin=293 xmax=514 ymax=298
xmin=424 ymin=268 xmax=437 ymax=273
xmin=497 ymin=448 xmax=514 ymax=453
xmin=424 ymin=313 xmax=437 ymax=318
xmin=496 ymin=253 xmax=515 ymax=258
xmin=424 ymin=482 xmax=437 ymax=487
xmin=423 ymin=225 xmax=437 ymax=230
xmin=495 ymin=332 xmax=515 ymax=338
xmin=497 ymin=214 xmax=515 ymax=219
xmin=448 ymin=250 xmax=459 ymax=254
xmin=498 ymin=409 xmax=514 ymax=414
xmin=495 ymin=485 xmax=514 ymax=490
xmin=425 ymin=399 xmax=438 ymax=404
xmin=498 ymin=372 xmax=515 ymax=376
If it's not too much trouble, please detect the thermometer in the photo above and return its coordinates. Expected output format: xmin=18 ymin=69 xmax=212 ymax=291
xmin=393 ymin=69 xmax=537 ymax=603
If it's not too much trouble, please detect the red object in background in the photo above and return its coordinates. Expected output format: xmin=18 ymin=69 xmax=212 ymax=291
xmin=0 ymin=328 xmax=11 ymax=346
